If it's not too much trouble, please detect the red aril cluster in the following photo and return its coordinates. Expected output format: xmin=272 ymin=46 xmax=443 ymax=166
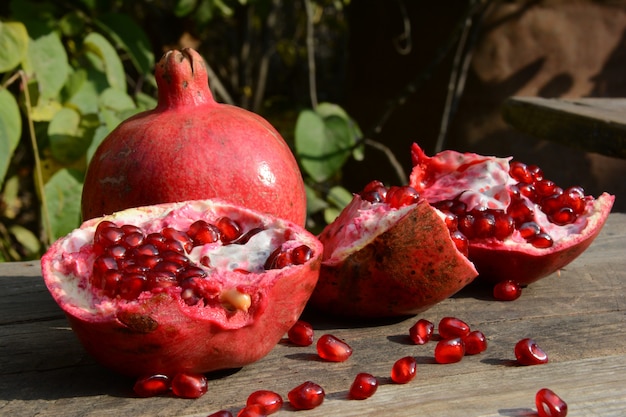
xmin=288 ymin=381 xmax=325 ymax=410
xmin=287 ymin=320 xmax=314 ymax=346
xmin=434 ymin=316 xmax=488 ymax=363
xmin=515 ymin=338 xmax=549 ymax=365
xmin=359 ymin=181 xmax=420 ymax=208
xmin=536 ymin=388 xmax=568 ymax=417
xmin=316 ymin=334 xmax=353 ymax=362
xmin=349 ymin=373 xmax=379 ymax=400
xmin=391 ymin=356 xmax=418 ymax=384
xmin=493 ymin=280 xmax=522 ymax=301
xmin=90 ymin=218 xmax=312 ymax=304
xmin=409 ymin=319 xmax=434 ymax=345
xmin=246 ymin=390 xmax=283 ymax=415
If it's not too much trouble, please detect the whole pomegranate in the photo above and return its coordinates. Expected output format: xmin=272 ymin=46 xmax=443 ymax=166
xmin=308 ymin=182 xmax=478 ymax=318
xmin=41 ymin=199 xmax=322 ymax=378
xmin=82 ymin=48 xmax=306 ymax=226
xmin=409 ymin=143 xmax=614 ymax=284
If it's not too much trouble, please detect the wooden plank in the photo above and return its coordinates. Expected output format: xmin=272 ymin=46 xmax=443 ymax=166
xmin=0 ymin=213 xmax=625 ymax=416
xmin=501 ymin=96 xmax=626 ymax=159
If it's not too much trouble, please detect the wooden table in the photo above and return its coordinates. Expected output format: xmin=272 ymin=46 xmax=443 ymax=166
xmin=2 ymin=214 xmax=625 ymax=417
xmin=502 ymin=97 xmax=626 ymax=159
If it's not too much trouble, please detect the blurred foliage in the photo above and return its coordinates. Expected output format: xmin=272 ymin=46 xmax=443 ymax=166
xmin=0 ymin=0 xmax=367 ymax=261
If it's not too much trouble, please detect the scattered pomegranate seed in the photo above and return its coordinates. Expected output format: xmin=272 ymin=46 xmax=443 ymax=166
xmin=434 ymin=337 xmax=465 ymax=364
xmin=170 ymin=372 xmax=208 ymax=399
xmin=207 ymin=411 xmax=234 ymax=417
xmin=246 ymin=390 xmax=283 ymax=415
xmin=390 ymin=356 xmax=417 ymax=384
xmin=288 ymin=381 xmax=325 ymax=410
xmin=493 ymin=280 xmax=522 ymax=301
xmin=237 ymin=404 xmax=265 ymax=417
xmin=515 ymin=338 xmax=549 ymax=365
xmin=133 ymin=374 xmax=170 ymax=397
xmin=316 ymin=334 xmax=353 ymax=362
xmin=438 ymin=316 xmax=471 ymax=339
xmin=385 ymin=185 xmax=420 ymax=208
xmin=463 ymin=330 xmax=488 ymax=355
xmin=409 ymin=319 xmax=434 ymax=345
xmin=287 ymin=320 xmax=314 ymax=346
xmin=536 ymin=388 xmax=568 ymax=417
xmin=349 ymin=373 xmax=379 ymax=400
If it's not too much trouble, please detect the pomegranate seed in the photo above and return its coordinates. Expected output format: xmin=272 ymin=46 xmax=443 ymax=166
xmin=493 ymin=211 xmax=515 ymax=240
xmin=536 ymin=388 xmax=568 ymax=417
xmin=131 ymin=243 xmax=160 ymax=257
xmin=162 ymin=227 xmax=194 ymax=252
xmin=361 ymin=180 xmax=387 ymax=203
xmin=178 ymin=265 xmax=208 ymax=281
xmin=540 ymin=193 xmax=564 ymax=215
xmin=106 ymin=244 xmax=127 ymax=258
xmin=409 ymin=319 xmax=434 ymax=345
xmin=493 ymin=280 xmax=522 ymax=301
xmin=530 ymin=232 xmax=553 ymax=249
xmin=535 ymin=179 xmax=558 ymax=197
xmin=216 ymin=217 xmax=242 ymax=243
xmin=122 ymin=231 xmax=144 ymax=248
xmin=94 ymin=225 xmax=125 ymax=247
xmin=207 ymin=412 xmax=234 ymax=417
xmin=450 ymin=230 xmax=469 ymax=256
xmin=519 ymin=222 xmax=541 ymax=239
xmin=458 ymin=213 xmax=475 ymax=239
xmin=233 ymin=227 xmax=264 ymax=245
xmin=288 ymin=381 xmax=325 ymax=410
xmin=391 ymin=356 xmax=417 ymax=384
xmin=442 ymin=211 xmax=458 ymax=230
xmin=507 ymin=198 xmax=534 ymax=224
xmin=510 ymin=161 xmax=533 ymax=183
xmin=170 ymin=372 xmax=208 ymax=399
xmin=472 ymin=211 xmax=496 ymax=239
xmin=287 ymin=320 xmax=314 ymax=346
xmin=438 ymin=316 xmax=471 ymax=339
xmin=316 ymin=334 xmax=353 ymax=362
xmin=133 ymin=374 xmax=170 ymax=397
xmin=246 ymin=390 xmax=283 ymax=414
xmin=515 ymin=338 xmax=548 ymax=365
xmin=187 ymin=220 xmax=220 ymax=245
xmin=291 ymin=245 xmax=312 ymax=265
xmin=118 ymin=273 xmax=147 ymax=300
xmin=463 ymin=330 xmax=488 ymax=355
xmin=518 ymin=182 xmax=536 ymax=200
xmin=386 ymin=185 xmax=420 ymax=208
xmin=550 ymin=207 xmax=576 ymax=225
xmin=527 ymin=164 xmax=544 ymax=181
xmin=237 ymin=405 xmax=265 ymax=417
xmin=434 ymin=337 xmax=465 ymax=364
xmin=349 ymin=372 xmax=378 ymax=400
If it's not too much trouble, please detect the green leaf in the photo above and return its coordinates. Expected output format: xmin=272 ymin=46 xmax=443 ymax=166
xmin=0 ymin=89 xmax=22 ymax=186
xmin=27 ymin=31 xmax=69 ymax=99
xmin=326 ymin=185 xmax=353 ymax=210
xmin=305 ymin=184 xmax=329 ymax=216
xmin=175 ymin=0 xmax=198 ymax=17
xmin=65 ymin=68 xmax=107 ymax=115
xmin=83 ymin=32 xmax=126 ymax=91
xmin=48 ymin=108 xmax=94 ymax=164
xmin=324 ymin=207 xmax=342 ymax=225
xmin=44 ymin=168 xmax=83 ymax=240
xmin=9 ymin=225 xmax=41 ymax=259
xmin=58 ymin=11 xmax=86 ymax=37
xmin=96 ymin=13 xmax=155 ymax=76
xmin=316 ymin=102 xmax=365 ymax=161
xmin=295 ymin=109 xmax=354 ymax=182
xmin=0 ymin=21 xmax=29 ymax=72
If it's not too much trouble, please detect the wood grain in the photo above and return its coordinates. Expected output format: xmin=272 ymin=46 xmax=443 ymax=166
xmin=1 ymin=214 xmax=625 ymax=417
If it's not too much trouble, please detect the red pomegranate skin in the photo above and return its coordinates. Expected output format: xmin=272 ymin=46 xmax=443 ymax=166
xmin=309 ymin=198 xmax=478 ymax=318
xmin=82 ymin=48 xmax=306 ymax=226
xmin=41 ymin=200 xmax=321 ymax=377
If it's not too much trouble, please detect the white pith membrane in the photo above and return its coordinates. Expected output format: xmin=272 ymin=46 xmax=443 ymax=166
xmin=45 ymin=201 xmax=306 ymax=318
xmin=411 ymin=147 xmax=603 ymax=251
xmin=321 ymin=197 xmax=415 ymax=265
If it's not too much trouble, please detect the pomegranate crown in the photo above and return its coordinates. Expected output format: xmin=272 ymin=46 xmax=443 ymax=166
xmin=155 ymin=48 xmax=215 ymax=109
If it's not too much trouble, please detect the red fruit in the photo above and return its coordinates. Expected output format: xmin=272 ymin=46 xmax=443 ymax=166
xmin=246 ymin=390 xmax=283 ymax=415
xmin=409 ymin=319 xmax=434 ymax=345
xmin=288 ymin=381 xmax=325 ymax=410
xmin=237 ymin=405 xmax=265 ymax=417
xmin=170 ymin=372 xmax=208 ymax=399
xmin=409 ymin=143 xmax=614 ymax=285
xmin=536 ymin=388 xmax=568 ymax=417
xmin=133 ymin=374 xmax=170 ymax=397
xmin=434 ymin=337 xmax=465 ymax=364
xmin=463 ymin=330 xmax=488 ymax=355
xmin=493 ymin=280 xmax=522 ymax=301
xmin=287 ymin=320 xmax=314 ymax=346
xmin=310 ymin=185 xmax=478 ymax=318
xmin=349 ymin=373 xmax=379 ymax=400
xmin=390 ymin=356 xmax=417 ymax=384
xmin=316 ymin=334 xmax=353 ymax=362
xmin=81 ymin=48 xmax=306 ymax=226
xmin=515 ymin=338 xmax=549 ymax=365
xmin=438 ymin=316 xmax=471 ymax=339
xmin=40 ymin=199 xmax=322 ymax=378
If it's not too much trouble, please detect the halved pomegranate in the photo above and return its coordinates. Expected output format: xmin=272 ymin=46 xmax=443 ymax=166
xmin=41 ymin=199 xmax=322 ymax=378
xmin=308 ymin=182 xmax=478 ymax=318
xmin=409 ymin=143 xmax=614 ymax=284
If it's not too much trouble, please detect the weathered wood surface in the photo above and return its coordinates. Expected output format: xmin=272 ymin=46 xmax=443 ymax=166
xmin=1 ymin=213 xmax=625 ymax=417
xmin=502 ymin=97 xmax=626 ymax=159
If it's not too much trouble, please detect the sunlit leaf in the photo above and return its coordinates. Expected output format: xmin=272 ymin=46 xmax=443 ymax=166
xmin=326 ymin=185 xmax=353 ymax=210
xmin=0 ymin=89 xmax=22 ymax=186
xmin=9 ymin=225 xmax=41 ymax=259
xmin=0 ymin=21 xmax=29 ymax=72
xmin=305 ymin=183 xmax=329 ymax=216
xmin=83 ymin=32 xmax=126 ymax=91
xmin=48 ymin=108 xmax=93 ymax=164
xmin=44 ymin=168 xmax=83 ymax=240
xmin=27 ymin=31 xmax=69 ymax=99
